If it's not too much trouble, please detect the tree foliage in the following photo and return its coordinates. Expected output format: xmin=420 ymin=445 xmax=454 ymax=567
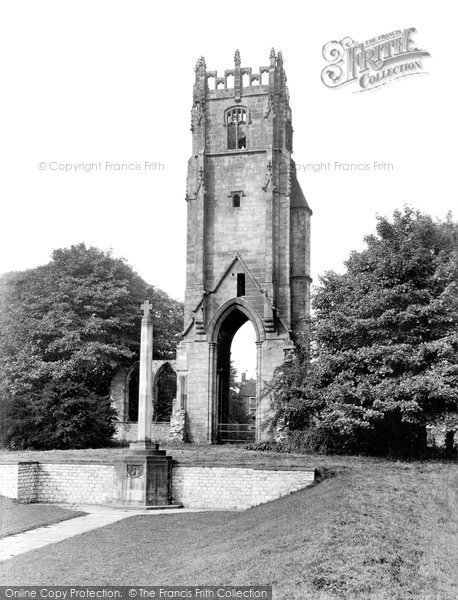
xmin=0 ymin=244 xmax=183 ymax=449
xmin=272 ymin=208 xmax=457 ymax=456
xmin=228 ymin=363 xmax=251 ymax=424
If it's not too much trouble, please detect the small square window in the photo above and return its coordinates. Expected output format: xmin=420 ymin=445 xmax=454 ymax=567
xmin=230 ymin=190 xmax=243 ymax=208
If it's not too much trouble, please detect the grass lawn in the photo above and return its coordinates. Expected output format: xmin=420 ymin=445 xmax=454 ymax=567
xmin=0 ymin=450 xmax=456 ymax=600
xmin=0 ymin=444 xmax=420 ymax=471
xmin=0 ymin=496 xmax=85 ymax=538
xmin=0 ymin=444 xmax=321 ymax=465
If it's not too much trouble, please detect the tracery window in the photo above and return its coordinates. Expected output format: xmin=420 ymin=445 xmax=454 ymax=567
xmin=226 ymin=107 xmax=248 ymax=150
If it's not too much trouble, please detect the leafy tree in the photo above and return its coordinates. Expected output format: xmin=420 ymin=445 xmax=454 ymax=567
xmin=228 ymin=363 xmax=250 ymax=424
xmin=272 ymin=208 xmax=457 ymax=456
xmin=4 ymin=381 xmax=116 ymax=450
xmin=0 ymin=244 xmax=183 ymax=449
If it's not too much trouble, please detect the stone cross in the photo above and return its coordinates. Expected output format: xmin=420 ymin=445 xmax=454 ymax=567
xmin=141 ymin=300 xmax=152 ymax=317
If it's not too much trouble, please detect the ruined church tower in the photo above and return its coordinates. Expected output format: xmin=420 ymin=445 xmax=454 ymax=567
xmin=175 ymin=50 xmax=311 ymax=443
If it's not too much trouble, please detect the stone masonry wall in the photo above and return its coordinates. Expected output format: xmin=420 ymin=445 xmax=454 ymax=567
xmin=205 ymin=152 xmax=268 ymax=291
xmin=18 ymin=462 xmax=39 ymax=502
xmin=115 ymin=422 xmax=171 ymax=443
xmin=34 ymin=463 xmax=116 ymax=504
xmin=181 ymin=340 xmax=211 ymax=444
xmin=0 ymin=463 xmax=115 ymax=504
xmin=0 ymin=462 xmax=315 ymax=509
xmin=205 ymin=92 xmax=269 ymax=154
xmin=171 ymin=465 xmax=315 ymax=509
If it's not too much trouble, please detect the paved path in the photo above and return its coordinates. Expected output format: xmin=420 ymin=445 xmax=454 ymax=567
xmin=0 ymin=504 xmax=204 ymax=562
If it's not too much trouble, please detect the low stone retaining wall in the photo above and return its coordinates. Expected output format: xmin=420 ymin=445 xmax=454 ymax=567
xmin=0 ymin=461 xmax=315 ymax=509
xmin=172 ymin=465 xmax=316 ymax=509
xmin=0 ymin=462 xmax=115 ymax=504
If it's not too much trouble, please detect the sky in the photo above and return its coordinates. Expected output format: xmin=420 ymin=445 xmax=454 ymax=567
xmin=0 ymin=1 xmax=455 ymax=379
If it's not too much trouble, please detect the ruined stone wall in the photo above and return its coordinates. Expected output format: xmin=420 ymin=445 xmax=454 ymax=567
xmin=110 ymin=360 xmax=176 ymax=443
xmin=179 ymin=340 xmax=211 ymax=443
xmin=115 ymin=422 xmax=171 ymax=444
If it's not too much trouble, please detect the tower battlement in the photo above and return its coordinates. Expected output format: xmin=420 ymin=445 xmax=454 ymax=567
xmin=195 ymin=49 xmax=287 ymax=98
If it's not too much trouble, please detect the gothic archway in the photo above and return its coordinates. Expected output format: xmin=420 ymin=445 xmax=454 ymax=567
xmin=208 ymin=300 xmax=263 ymax=443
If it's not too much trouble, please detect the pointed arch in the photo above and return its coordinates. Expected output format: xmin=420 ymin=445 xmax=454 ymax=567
xmin=208 ymin=298 xmax=265 ymax=344
xmin=152 ymin=361 xmax=177 ymax=423
xmin=225 ymin=106 xmax=249 ymax=150
xmin=206 ymin=299 xmax=264 ymax=443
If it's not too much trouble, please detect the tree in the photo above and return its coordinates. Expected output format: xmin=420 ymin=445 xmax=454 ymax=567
xmin=228 ymin=363 xmax=250 ymax=424
xmin=272 ymin=208 xmax=457 ymax=456
xmin=0 ymin=244 xmax=183 ymax=449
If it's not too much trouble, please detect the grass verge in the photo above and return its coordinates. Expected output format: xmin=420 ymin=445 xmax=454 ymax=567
xmin=0 ymin=496 xmax=85 ymax=538
xmin=0 ymin=444 xmax=427 ymax=470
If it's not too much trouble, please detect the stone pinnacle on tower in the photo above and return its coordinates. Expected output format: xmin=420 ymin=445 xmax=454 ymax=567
xmin=269 ymin=47 xmax=276 ymax=66
xmin=195 ymin=56 xmax=206 ymax=73
xmin=234 ymin=49 xmax=241 ymax=66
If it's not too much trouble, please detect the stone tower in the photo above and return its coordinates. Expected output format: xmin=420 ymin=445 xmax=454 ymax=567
xmin=175 ymin=49 xmax=311 ymax=443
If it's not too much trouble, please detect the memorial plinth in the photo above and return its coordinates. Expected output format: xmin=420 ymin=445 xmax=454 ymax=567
xmin=114 ymin=442 xmax=177 ymax=508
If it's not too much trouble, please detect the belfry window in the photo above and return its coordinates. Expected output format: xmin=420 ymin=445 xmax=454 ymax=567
xmin=226 ymin=107 xmax=248 ymax=150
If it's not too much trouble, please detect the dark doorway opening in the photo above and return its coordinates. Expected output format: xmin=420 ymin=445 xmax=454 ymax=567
xmin=216 ymin=308 xmax=256 ymax=443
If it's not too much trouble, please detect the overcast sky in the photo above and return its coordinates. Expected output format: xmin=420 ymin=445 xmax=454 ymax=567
xmin=0 ymin=1 xmax=454 ymax=378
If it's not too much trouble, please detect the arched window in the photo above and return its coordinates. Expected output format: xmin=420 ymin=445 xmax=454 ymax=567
xmin=226 ymin=107 xmax=248 ymax=150
xmin=154 ymin=363 xmax=177 ymax=422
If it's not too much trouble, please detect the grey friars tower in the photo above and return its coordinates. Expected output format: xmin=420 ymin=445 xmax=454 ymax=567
xmin=175 ymin=50 xmax=311 ymax=443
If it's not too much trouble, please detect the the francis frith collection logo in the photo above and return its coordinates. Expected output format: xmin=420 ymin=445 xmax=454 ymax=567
xmin=321 ymin=28 xmax=430 ymax=92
